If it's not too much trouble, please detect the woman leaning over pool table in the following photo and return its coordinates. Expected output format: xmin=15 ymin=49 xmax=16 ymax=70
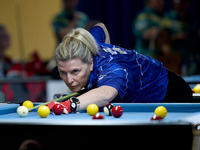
xmin=49 ymin=23 xmax=192 ymax=113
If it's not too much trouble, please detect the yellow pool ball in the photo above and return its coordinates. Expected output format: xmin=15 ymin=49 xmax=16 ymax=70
xmin=22 ymin=100 xmax=33 ymax=109
xmin=86 ymin=104 xmax=99 ymax=116
xmin=37 ymin=106 xmax=50 ymax=118
xmin=154 ymin=106 xmax=167 ymax=119
xmin=193 ymin=84 xmax=200 ymax=93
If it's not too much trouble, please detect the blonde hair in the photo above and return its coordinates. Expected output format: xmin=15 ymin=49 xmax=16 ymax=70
xmin=54 ymin=28 xmax=99 ymax=64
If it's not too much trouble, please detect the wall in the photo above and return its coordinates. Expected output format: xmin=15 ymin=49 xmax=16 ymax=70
xmin=0 ymin=0 xmax=61 ymax=62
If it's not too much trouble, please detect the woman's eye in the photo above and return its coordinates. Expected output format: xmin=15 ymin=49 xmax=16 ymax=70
xmin=60 ymin=71 xmax=66 ymax=75
xmin=73 ymin=70 xmax=80 ymax=74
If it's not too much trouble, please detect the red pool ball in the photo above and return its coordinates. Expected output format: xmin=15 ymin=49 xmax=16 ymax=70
xmin=92 ymin=113 xmax=104 ymax=119
xmin=150 ymin=114 xmax=163 ymax=121
xmin=111 ymin=105 xmax=123 ymax=118
xmin=52 ymin=104 xmax=64 ymax=115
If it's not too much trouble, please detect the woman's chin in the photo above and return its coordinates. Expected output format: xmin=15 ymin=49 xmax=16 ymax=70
xmin=71 ymin=89 xmax=79 ymax=92
xmin=70 ymin=87 xmax=82 ymax=92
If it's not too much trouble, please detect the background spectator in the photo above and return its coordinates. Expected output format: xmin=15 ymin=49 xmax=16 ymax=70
xmin=52 ymin=0 xmax=89 ymax=43
xmin=0 ymin=25 xmax=12 ymax=77
xmin=133 ymin=0 xmax=199 ymax=76
xmin=133 ymin=0 xmax=165 ymax=57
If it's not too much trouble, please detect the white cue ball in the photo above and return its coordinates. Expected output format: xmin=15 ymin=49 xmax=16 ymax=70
xmin=17 ymin=106 xmax=28 ymax=117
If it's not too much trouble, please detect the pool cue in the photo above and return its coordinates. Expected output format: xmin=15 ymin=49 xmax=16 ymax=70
xmin=28 ymin=92 xmax=80 ymax=112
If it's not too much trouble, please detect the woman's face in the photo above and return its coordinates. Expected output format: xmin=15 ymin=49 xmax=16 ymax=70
xmin=57 ymin=58 xmax=93 ymax=92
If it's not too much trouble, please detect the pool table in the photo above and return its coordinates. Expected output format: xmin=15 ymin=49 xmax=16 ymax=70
xmin=1 ymin=103 xmax=200 ymax=150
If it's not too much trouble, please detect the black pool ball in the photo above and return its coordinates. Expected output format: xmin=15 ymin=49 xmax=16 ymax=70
xmin=103 ymin=103 xmax=114 ymax=116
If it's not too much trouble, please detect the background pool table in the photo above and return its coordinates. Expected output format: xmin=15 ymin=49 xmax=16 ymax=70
xmin=0 ymin=103 xmax=200 ymax=150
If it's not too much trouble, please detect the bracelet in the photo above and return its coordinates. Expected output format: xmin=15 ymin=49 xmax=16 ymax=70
xmin=69 ymin=97 xmax=80 ymax=112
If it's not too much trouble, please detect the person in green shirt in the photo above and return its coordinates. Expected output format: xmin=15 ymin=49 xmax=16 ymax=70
xmin=132 ymin=0 xmax=165 ymax=57
xmin=52 ymin=0 xmax=89 ymax=43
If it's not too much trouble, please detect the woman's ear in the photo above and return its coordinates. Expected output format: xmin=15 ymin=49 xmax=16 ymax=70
xmin=90 ymin=58 xmax=94 ymax=71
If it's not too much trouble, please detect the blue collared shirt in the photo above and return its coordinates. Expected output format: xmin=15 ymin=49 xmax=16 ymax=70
xmin=85 ymin=26 xmax=168 ymax=103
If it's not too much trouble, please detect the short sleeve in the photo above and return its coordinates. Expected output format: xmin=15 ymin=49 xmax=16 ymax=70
xmin=90 ymin=26 xmax=106 ymax=44
xmin=96 ymin=64 xmax=129 ymax=99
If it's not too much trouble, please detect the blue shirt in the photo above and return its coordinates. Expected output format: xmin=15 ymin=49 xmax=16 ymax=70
xmin=86 ymin=26 xmax=169 ymax=103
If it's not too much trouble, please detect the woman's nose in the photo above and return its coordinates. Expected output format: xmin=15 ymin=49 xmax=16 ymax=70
xmin=67 ymin=74 xmax=74 ymax=84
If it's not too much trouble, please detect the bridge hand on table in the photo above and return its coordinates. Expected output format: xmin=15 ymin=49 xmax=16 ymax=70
xmin=47 ymin=100 xmax=71 ymax=115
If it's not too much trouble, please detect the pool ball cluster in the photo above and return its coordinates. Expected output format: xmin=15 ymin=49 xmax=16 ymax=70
xmin=17 ymin=101 xmax=123 ymax=119
xmin=150 ymin=106 xmax=167 ymax=121
xmin=17 ymin=100 xmax=66 ymax=118
xmin=17 ymin=100 xmax=51 ymax=118
xmin=86 ymin=103 xmax=123 ymax=119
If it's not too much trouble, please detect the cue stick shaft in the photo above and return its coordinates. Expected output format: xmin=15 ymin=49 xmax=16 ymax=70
xmin=28 ymin=92 xmax=80 ymax=111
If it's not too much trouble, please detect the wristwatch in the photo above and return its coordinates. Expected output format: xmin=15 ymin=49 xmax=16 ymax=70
xmin=69 ymin=97 xmax=80 ymax=112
